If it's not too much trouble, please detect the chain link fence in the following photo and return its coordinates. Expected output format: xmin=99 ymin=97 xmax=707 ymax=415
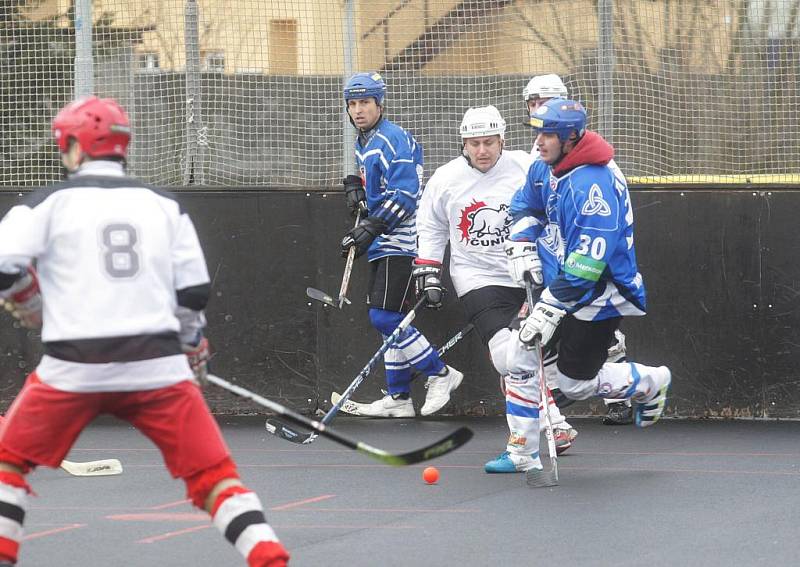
xmin=1 ymin=0 xmax=799 ymax=187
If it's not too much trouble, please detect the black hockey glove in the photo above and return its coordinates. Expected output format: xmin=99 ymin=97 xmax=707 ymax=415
xmin=341 ymin=216 xmax=387 ymax=258
xmin=343 ymin=175 xmax=368 ymax=216
xmin=412 ymin=259 xmax=446 ymax=309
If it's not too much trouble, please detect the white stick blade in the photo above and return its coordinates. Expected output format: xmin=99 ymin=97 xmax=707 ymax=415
xmin=60 ymin=459 xmax=123 ymax=477
xmin=330 ymin=392 xmax=363 ymax=415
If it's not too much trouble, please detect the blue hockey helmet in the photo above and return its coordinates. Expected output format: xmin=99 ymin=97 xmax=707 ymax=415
xmin=529 ymin=98 xmax=586 ymax=142
xmin=343 ymin=72 xmax=386 ymax=105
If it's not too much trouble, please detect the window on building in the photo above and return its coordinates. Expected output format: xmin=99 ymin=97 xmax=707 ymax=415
xmin=269 ymin=19 xmax=298 ymax=75
xmin=136 ymin=52 xmax=160 ymax=72
xmin=204 ymin=51 xmax=225 ymax=73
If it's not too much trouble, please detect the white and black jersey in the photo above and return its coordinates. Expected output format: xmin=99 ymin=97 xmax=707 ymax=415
xmin=0 ymin=161 xmax=209 ymax=392
xmin=417 ymin=150 xmax=533 ymax=297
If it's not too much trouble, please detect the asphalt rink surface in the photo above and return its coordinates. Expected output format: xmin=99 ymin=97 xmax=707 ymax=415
xmin=19 ymin=415 xmax=800 ymax=566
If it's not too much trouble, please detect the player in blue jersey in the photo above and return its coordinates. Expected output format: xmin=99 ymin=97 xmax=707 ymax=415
xmin=523 ymin=74 xmax=634 ymax=426
xmin=339 ymin=72 xmax=462 ymax=417
xmin=491 ymin=98 xmax=671 ymax=472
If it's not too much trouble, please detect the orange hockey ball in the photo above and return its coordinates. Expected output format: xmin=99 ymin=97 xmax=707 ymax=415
xmin=422 ymin=466 xmax=440 ymax=484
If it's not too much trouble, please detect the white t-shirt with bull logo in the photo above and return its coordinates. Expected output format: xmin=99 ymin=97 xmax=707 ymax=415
xmin=417 ymin=150 xmax=533 ymax=297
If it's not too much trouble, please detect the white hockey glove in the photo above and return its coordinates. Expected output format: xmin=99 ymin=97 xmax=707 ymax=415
xmin=519 ymin=301 xmax=566 ymax=349
xmin=504 ymin=240 xmax=543 ymax=287
xmin=0 ymin=267 xmax=42 ymax=329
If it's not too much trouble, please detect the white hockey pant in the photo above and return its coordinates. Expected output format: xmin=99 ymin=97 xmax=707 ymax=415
xmin=556 ymin=361 xmax=666 ymax=402
xmin=503 ymin=372 xmax=541 ymax=457
xmin=603 ymin=329 xmax=629 ymax=405
xmin=500 ymin=329 xmax=566 ymax=429
xmin=500 ymin=329 xmax=542 ymax=456
xmin=541 ymin=349 xmax=567 ymax=428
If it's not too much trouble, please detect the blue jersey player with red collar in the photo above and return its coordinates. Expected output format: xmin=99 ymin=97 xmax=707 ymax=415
xmin=339 ymin=73 xmax=462 ymax=418
xmin=496 ymin=98 xmax=672 ymax=474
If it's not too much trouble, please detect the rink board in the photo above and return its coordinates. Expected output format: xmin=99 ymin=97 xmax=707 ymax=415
xmin=0 ymin=188 xmax=797 ymax=418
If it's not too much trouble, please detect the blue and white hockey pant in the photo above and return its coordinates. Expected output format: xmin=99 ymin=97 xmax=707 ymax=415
xmin=369 ymin=308 xmax=445 ymax=395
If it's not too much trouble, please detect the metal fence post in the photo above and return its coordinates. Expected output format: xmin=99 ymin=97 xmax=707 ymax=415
xmin=184 ymin=0 xmax=205 ymax=185
xmin=74 ymin=0 xmax=94 ymax=98
xmin=342 ymin=0 xmax=356 ymax=177
xmin=597 ymin=0 xmax=614 ymax=143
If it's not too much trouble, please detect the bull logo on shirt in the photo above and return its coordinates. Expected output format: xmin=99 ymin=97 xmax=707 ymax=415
xmin=457 ymin=199 xmax=512 ymax=247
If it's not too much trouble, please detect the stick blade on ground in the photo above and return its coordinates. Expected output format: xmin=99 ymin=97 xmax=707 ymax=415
xmin=265 ymin=417 xmax=314 ymax=444
xmin=526 ymin=462 xmax=559 ymax=488
xmin=60 ymin=458 xmax=123 ymax=477
xmin=330 ymin=391 xmax=365 ymax=415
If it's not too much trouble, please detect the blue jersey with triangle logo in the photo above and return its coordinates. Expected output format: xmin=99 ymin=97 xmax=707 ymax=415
xmin=509 ymin=159 xmax=647 ymax=321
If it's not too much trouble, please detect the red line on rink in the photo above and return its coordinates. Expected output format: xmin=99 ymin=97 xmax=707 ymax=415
xmin=107 ymin=513 xmax=207 ymax=522
xmin=137 ymin=524 xmax=213 ymax=544
xmin=276 ymin=524 xmax=417 ymax=529
xmin=24 ymin=524 xmax=86 ymax=541
xmin=294 ymin=507 xmax=477 ymax=513
xmin=270 ymin=494 xmax=336 ymax=511
xmin=149 ymin=499 xmax=191 ymax=510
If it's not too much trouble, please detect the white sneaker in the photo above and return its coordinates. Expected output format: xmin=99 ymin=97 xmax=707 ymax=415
xmin=357 ymin=394 xmax=415 ymax=418
xmin=420 ymin=366 xmax=463 ymax=416
xmin=635 ymin=366 xmax=671 ymax=428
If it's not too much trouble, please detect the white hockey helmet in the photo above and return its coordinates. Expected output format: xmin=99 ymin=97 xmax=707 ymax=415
xmin=460 ymin=105 xmax=506 ymax=139
xmin=522 ymin=74 xmax=568 ymax=102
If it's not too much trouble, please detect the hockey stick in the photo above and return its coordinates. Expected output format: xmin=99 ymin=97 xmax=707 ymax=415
xmin=0 ymin=413 xmax=122 ymax=477
xmin=266 ymin=297 xmax=427 ymax=443
xmin=59 ymin=458 xmax=123 ymax=477
xmin=334 ymin=321 xmax=476 ymax=415
xmin=526 ymin=339 xmax=559 ymax=488
xmin=521 ymin=274 xmax=558 ymax=488
xmin=337 ymin=214 xmax=359 ymax=308
xmin=208 ymin=373 xmax=472 ymax=465
xmin=306 ymin=211 xmax=361 ymax=309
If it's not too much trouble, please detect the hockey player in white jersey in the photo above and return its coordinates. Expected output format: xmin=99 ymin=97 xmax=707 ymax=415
xmin=339 ymin=72 xmax=462 ymax=417
xmin=0 ymin=97 xmax=288 ymax=567
xmin=413 ymin=106 xmax=578 ymax=471
xmin=523 ymin=73 xmax=634 ymax=425
xmin=501 ymin=98 xmax=671 ymax=474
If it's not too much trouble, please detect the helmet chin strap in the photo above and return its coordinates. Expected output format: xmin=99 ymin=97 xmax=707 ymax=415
xmin=549 ymin=132 xmax=581 ymax=168
xmin=355 ymin=116 xmax=383 ymax=147
xmin=550 ymin=142 xmax=567 ymax=168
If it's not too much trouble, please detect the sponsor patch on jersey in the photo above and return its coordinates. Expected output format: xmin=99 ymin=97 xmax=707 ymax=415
xmin=564 ymin=252 xmax=606 ymax=282
xmin=457 ymin=199 xmax=512 ymax=248
xmin=580 ymin=184 xmax=612 ymax=216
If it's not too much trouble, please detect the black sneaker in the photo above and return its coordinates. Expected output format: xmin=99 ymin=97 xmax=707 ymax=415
xmin=603 ymin=401 xmax=633 ymax=425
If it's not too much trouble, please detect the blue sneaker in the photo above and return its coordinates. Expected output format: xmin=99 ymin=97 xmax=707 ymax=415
xmin=484 ymin=451 xmax=542 ymax=473
xmin=635 ymin=366 xmax=671 ymax=428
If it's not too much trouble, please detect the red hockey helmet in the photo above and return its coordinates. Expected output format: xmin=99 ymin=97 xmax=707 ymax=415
xmin=51 ymin=96 xmax=131 ymax=159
